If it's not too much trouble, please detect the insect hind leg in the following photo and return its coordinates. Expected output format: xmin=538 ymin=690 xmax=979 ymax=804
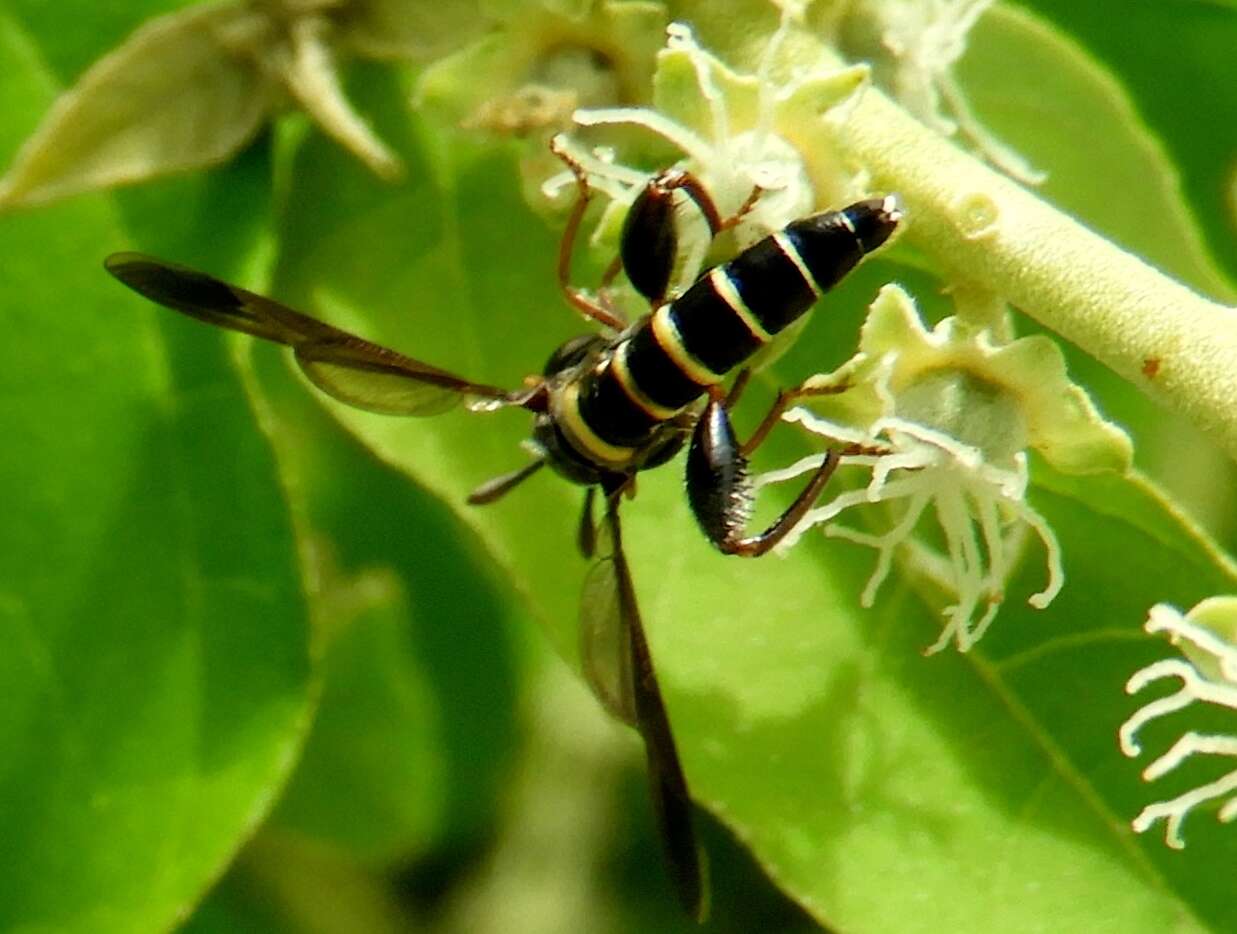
xmin=687 ymin=385 xmax=846 ymax=557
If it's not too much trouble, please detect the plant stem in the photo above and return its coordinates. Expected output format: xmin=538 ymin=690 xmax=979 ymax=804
xmin=826 ymin=84 xmax=1237 ymax=462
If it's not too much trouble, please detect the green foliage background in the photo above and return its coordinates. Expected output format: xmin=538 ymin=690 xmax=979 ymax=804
xmin=1 ymin=2 xmax=1236 ymax=932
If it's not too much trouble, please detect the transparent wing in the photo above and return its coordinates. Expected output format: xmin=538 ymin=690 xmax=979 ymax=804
xmin=579 ymin=543 xmax=637 ymax=724
xmin=579 ymin=497 xmax=707 ymax=921
xmin=105 ymin=252 xmax=514 ymax=416
xmin=293 ymin=339 xmax=477 ymax=416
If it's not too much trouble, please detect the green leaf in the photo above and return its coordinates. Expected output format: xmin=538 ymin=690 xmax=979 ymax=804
xmin=0 ymin=1 xmax=275 ymax=211
xmin=256 ymin=61 xmax=1237 ymax=929
xmin=247 ymin=349 xmax=524 ymax=863
xmin=0 ymin=12 xmax=311 ymax=932
xmin=2 ymin=0 xmax=196 ymax=81
xmin=642 ymin=467 xmax=1234 ymax=934
xmin=183 ymin=832 xmax=411 ymax=934
xmin=270 ymin=571 xmax=448 ymax=862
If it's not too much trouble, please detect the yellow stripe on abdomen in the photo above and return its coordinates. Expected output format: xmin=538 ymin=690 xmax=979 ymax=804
xmin=611 ymin=341 xmax=681 ymax=420
xmin=554 ymin=381 xmax=638 ymax=467
xmin=649 ymin=305 xmax=724 ymax=388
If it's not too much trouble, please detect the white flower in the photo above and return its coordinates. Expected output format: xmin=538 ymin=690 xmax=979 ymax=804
xmin=763 ymin=409 xmax=1062 ymax=653
xmin=1119 ymin=598 xmax=1237 ymax=848
xmin=758 ymin=284 xmax=1131 ymax=653
xmin=836 ymin=0 xmax=1043 ymax=183
xmin=542 ymin=12 xmax=871 ymax=295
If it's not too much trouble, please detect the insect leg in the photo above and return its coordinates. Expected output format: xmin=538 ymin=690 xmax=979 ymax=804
xmin=466 ymin=456 xmax=547 ymax=505
xmin=720 ymin=368 xmax=752 ymax=410
xmin=549 ymin=136 xmax=629 ymax=331
xmin=577 ymin=485 xmax=597 ymax=557
xmin=686 ymin=396 xmax=841 ymax=557
xmin=739 ymin=381 xmax=851 ymax=457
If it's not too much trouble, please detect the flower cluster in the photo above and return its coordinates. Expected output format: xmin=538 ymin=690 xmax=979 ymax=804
xmin=758 ymin=285 xmax=1131 ymax=652
xmin=1120 ymin=598 xmax=1237 ymax=848
xmin=539 ymin=10 xmax=872 ymax=299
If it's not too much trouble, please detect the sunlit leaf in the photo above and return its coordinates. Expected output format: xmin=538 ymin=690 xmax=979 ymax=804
xmin=960 ymin=4 xmax=1232 ymax=299
xmin=1016 ymin=0 xmax=1237 ymax=282
xmin=0 ymin=11 xmax=312 ymax=932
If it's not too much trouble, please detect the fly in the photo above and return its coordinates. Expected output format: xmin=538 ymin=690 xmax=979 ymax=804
xmin=105 ymin=140 xmax=901 ymax=921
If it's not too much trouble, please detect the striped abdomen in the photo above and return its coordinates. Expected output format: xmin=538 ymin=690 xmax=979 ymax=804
xmin=555 ymin=196 xmax=901 ymax=469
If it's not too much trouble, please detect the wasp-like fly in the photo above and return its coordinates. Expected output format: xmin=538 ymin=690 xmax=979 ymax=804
xmin=105 ymin=140 xmax=901 ymax=921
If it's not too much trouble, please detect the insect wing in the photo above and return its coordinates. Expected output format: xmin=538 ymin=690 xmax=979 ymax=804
xmin=294 ymin=339 xmax=486 ymax=417
xmin=580 ymin=502 xmax=707 ymax=921
xmin=106 ymin=252 xmax=295 ymax=343
xmin=578 ymin=543 xmax=636 ymax=724
xmin=106 ymin=252 xmax=514 ymax=416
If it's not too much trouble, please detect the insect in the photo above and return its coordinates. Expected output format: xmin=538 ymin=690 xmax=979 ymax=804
xmin=104 ymin=141 xmax=901 ymax=921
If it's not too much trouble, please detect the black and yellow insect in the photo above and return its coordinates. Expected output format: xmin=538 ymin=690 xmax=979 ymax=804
xmin=105 ymin=146 xmax=900 ymax=921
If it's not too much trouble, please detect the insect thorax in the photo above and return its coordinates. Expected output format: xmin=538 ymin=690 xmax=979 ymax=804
xmin=535 ymin=334 xmax=689 ymax=486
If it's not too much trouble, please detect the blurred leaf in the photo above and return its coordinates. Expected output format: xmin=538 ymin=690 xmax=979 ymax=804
xmin=185 ymin=831 xmax=410 ymax=934
xmin=271 ymin=571 xmax=447 ymax=862
xmin=0 ymin=0 xmax=431 ymax=213
xmin=341 ymin=0 xmax=490 ymax=62
xmin=2 ymin=0 xmax=196 ymax=81
xmin=249 ymin=350 xmax=525 ymax=864
xmin=0 ymin=11 xmax=312 ymax=934
xmin=279 ymin=15 xmax=403 ymax=180
xmin=0 ymin=1 xmax=276 ymax=211
xmin=414 ymin=0 xmax=666 ymax=134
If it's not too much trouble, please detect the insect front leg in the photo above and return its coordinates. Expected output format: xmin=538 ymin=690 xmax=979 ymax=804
xmin=686 ymin=388 xmax=842 ymax=557
xmin=549 ymin=136 xmax=628 ymax=331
